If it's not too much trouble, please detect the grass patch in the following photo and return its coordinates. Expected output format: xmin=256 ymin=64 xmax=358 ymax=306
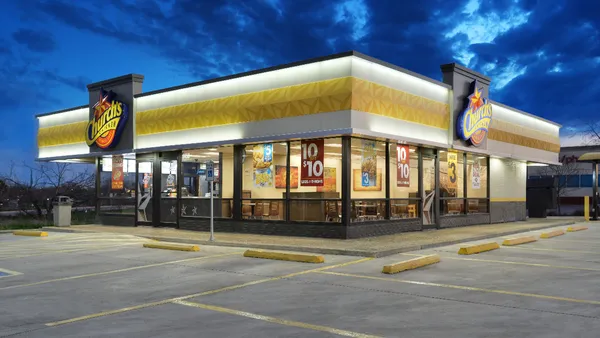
xmin=0 ymin=224 xmax=54 ymax=231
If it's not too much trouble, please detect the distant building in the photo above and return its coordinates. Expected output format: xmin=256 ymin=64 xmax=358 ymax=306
xmin=528 ymin=144 xmax=600 ymax=216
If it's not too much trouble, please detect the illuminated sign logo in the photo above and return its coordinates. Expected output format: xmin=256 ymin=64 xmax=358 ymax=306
xmin=457 ymin=80 xmax=493 ymax=146
xmin=85 ymin=88 xmax=128 ymax=149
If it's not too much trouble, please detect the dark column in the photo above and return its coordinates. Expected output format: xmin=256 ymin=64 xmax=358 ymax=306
xmin=152 ymin=153 xmax=161 ymax=226
xmin=594 ymin=162 xmax=598 ymax=221
xmin=285 ymin=141 xmax=291 ymax=222
xmin=232 ymin=145 xmax=244 ymax=221
xmin=463 ymin=152 xmax=468 ymax=214
xmin=434 ymin=150 xmax=440 ymax=228
xmin=385 ymin=141 xmax=391 ymax=219
xmin=95 ymin=157 xmax=102 ymax=224
xmin=417 ymin=148 xmax=423 ymax=222
xmin=176 ymin=151 xmax=182 ymax=228
xmin=486 ymin=157 xmax=491 ymax=221
xmin=341 ymin=136 xmax=352 ymax=233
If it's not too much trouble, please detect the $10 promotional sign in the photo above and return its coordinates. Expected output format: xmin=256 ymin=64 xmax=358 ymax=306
xmin=301 ymin=139 xmax=324 ymax=186
xmin=396 ymin=145 xmax=410 ymax=187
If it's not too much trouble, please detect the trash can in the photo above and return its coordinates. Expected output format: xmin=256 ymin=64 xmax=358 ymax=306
xmin=53 ymin=196 xmax=73 ymax=227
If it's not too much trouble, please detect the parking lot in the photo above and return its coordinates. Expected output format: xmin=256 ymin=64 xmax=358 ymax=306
xmin=2 ymin=223 xmax=600 ymax=337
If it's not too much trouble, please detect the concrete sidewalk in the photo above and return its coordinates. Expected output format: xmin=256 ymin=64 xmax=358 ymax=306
xmin=42 ymin=217 xmax=582 ymax=257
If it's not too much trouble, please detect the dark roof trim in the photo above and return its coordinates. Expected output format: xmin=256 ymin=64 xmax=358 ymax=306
xmin=135 ymin=50 xmax=450 ymax=99
xmin=489 ymin=99 xmax=562 ymax=127
xmin=87 ymin=73 xmax=144 ymax=91
xmin=440 ymin=63 xmax=491 ymax=84
xmin=35 ymin=105 xmax=88 ymax=118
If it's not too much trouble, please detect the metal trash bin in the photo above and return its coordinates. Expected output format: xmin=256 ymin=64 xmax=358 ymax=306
xmin=53 ymin=196 xmax=73 ymax=227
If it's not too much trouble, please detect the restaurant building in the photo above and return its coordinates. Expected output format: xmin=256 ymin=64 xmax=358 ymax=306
xmin=36 ymin=51 xmax=561 ymax=238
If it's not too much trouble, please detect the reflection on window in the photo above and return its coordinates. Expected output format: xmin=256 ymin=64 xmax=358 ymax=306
xmin=350 ymin=138 xmax=386 ymax=199
xmin=288 ymin=138 xmax=342 ymax=223
xmin=99 ymin=155 xmax=136 ymax=198
xmin=180 ymin=146 xmax=233 ymax=218
xmin=466 ymin=154 xmax=488 ymax=198
xmin=439 ymin=150 xmax=464 ymax=198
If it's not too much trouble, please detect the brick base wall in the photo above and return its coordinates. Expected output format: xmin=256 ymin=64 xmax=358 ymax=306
xmin=490 ymin=202 xmax=526 ymax=223
xmin=439 ymin=214 xmax=491 ymax=228
xmin=98 ymin=214 xmax=135 ymax=226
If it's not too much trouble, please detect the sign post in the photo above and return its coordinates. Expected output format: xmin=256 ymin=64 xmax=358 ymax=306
xmin=206 ymin=160 xmax=215 ymax=241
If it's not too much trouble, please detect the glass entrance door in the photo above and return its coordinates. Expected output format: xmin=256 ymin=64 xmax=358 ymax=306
xmin=159 ymin=158 xmax=178 ymax=226
xmin=422 ymin=154 xmax=436 ymax=228
xmin=137 ymin=161 xmax=154 ymax=224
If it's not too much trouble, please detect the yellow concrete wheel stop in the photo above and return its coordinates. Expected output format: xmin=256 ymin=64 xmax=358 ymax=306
xmin=458 ymin=242 xmax=500 ymax=255
xmin=143 ymin=243 xmax=199 ymax=252
xmin=243 ymin=249 xmax=324 ymax=263
xmin=13 ymin=230 xmax=48 ymax=237
xmin=382 ymin=254 xmax=440 ymax=274
xmin=540 ymin=229 xmax=565 ymax=238
xmin=567 ymin=226 xmax=588 ymax=232
xmin=502 ymin=236 xmax=537 ymax=246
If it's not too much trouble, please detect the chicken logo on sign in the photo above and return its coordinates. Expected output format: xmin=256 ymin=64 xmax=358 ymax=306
xmin=457 ymin=80 xmax=493 ymax=146
xmin=85 ymin=88 xmax=129 ymax=149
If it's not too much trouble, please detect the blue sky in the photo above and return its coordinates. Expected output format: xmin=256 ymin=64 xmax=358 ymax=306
xmin=1 ymin=0 xmax=599 ymax=164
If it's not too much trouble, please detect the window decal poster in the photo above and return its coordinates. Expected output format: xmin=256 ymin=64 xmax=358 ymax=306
xmin=111 ymin=155 xmax=124 ymax=190
xmin=361 ymin=140 xmax=377 ymax=187
xmin=301 ymin=139 xmax=324 ymax=186
xmin=253 ymin=143 xmax=273 ymax=188
xmin=447 ymin=152 xmax=458 ymax=188
xmin=471 ymin=160 xmax=481 ymax=189
xmin=396 ymin=145 xmax=410 ymax=187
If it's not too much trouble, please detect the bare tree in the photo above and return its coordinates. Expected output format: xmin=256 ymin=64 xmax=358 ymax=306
xmin=1 ymin=162 xmax=94 ymax=218
xmin=536 ymin=161 xmax=581 ymax=215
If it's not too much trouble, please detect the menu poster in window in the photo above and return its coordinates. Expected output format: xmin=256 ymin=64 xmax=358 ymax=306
xmin=316 ymin=167 xmax=336 ymax=192
xmin=471 ymin=160 xmax=481 ymax=189
xmin=301 ymin=139 xmax=324 ymax=186
xmin=361 ymin=140 xmax=377 ymax=187
xmin=111 ymin=155 xmax=124 ymax=190
xmin=396 ymin=145 xmax=410 ymax=187
xmin=447 ymin=152 xmax=458 ymax=188
xmin=253 ymin=143 xmax=273 ymax=188
xmin=275 ymin=165 xmax=299 ymax=189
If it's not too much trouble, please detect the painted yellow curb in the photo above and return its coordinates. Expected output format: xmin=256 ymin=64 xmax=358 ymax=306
xmin=243 ymin=249 xmax=325 ymax=263
xmin=382 ymin=254 xmax=440 ymax=274
xmin=502 ymin=236 xmax=537 ymax=246
xmin=13 ymin=230 xmax=48 ymax=237
xmin=567 ymin=226 xmax=588 ymax=232
xmin=540 ymin=229 xmax=565 ymax=239
xmin=458 ymin=242 xmax=500 ymax=255
xmin=143 ymin=243 xmax=199 ymax=252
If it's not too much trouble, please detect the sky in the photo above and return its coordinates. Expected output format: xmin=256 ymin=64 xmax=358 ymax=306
xmin=1 ymin=0 xmax=599 ymax=166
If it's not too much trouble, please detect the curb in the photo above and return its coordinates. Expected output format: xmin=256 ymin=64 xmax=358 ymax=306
xmin=382 ymin=254 xmax=440 ymax=274
xmin=243 ymin=249 xmax=325 ymax=263
xmin=40 ymin=221 xmax=577 ymax=258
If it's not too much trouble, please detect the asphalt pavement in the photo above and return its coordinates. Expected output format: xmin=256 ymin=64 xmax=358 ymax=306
xmin=1 ymin=223 xmax=600 ymax=337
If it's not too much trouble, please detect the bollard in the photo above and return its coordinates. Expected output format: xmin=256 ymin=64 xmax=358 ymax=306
xmin=585 ymin=196 xmax=590 ymax=222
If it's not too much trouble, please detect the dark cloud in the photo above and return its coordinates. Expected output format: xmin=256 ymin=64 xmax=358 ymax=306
xmin=6 ymin=0 xmax=600 ymax=131
xmin=12 ymin=28 xmax=56 ymax=53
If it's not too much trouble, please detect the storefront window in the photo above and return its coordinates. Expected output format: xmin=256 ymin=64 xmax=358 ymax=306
xmin=439 ymin=150 xmax=464 ymax=215
xmin=389 ymin=144 xmax=420 ymax=219
xmin=181 ymin=146 xmax=234 ymax=218
xmin=241 ymin=142 xmax=287 ymax=220
xmin=350 ymin=138 xmax=386 ymax=222
xmin=289 ymin=138 xmax=342 ymax=223
xmin=98 ymin=154 xmax=136 ymax=215
xmin=466 ymin=154 xmax=489 ymax=214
